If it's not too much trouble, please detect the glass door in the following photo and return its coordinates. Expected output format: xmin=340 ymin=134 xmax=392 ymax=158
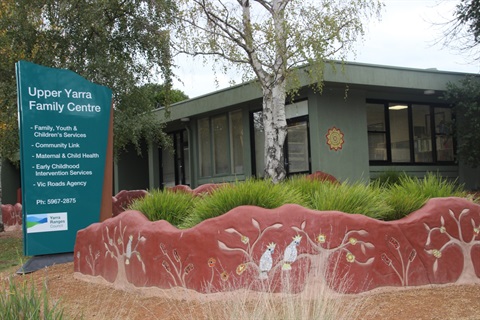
xmin=160 ymin=130 xmax=190 ymax=188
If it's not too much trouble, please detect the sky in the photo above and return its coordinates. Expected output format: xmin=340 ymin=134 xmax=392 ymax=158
xmin=172 ymin=0 xmax=480 ymax=99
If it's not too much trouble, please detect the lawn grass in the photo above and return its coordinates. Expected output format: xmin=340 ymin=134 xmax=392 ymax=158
xmin=0 ymin=235 xmax=25 ymax=272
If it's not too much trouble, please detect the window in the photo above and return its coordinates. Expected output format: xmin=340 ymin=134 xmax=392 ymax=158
xmin=252 ymin=100 xmax=310 ymax=177
xmin=198 ymin=110 xmax=244 ymax=177
xmin=367 ymin=101 xmax=454 ymax=164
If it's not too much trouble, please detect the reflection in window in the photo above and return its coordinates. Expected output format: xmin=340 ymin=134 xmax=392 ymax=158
xmin=367 ymin=103 xmax=387 ymax=161
xmin=198 ymin=111 xmax=244 ymax=177
xmin=366 ymin=101 xmax=454 ymax=164
xmin=161 ymin=144 xmax=175 ymax=187
xmin=213 ymin=115 xmax=229 ymax=175
xmin=389 ymin=104 xmax=410 ymax=163
xmin=198 ymin=118 xmax=212 ymax=177
xmin=412 ymin=105 xmax=432 ymax=163
xmin=287 ymin=121 xmax=309 ymax=173
xmin=435 ymin=108 xmax=454 ymax=161
xmin=230 ymin=110 xmax=244 ymax=174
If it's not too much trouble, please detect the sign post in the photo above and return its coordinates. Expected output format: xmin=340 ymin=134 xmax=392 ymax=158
xmin=16 ymin=61 xmax=113 ymax=256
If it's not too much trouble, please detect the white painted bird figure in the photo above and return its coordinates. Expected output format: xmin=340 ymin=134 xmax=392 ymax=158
xmin=282 ymin=235 xmax=302 ymax=270
xmin=259 ymin=242 xmax=276 ymax=279
xmin=125 ymin=235 xmax=133 ymax=265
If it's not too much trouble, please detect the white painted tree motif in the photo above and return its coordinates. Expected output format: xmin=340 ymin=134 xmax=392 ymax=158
xmin=9 ymin=206 xmax=21 ymax=226
xmin=159 ymin=243 xmax=194 ymax=287
xmin=218 ymin=218 xmax=283 ymax=278
xmin=381 ymin=236 xmax=417 ymax=286
xmin=102 ymin=222 xmax=146 ymax=286
xmin=291 ymin=221 xmax=375 ymax=266
xmin=424 ymin=208 xmax=480 ymax=284
xmin=86 ymin=245 xmax=101 ymax=275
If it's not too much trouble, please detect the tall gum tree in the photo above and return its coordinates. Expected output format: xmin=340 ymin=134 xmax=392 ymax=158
xmin=175 ymin=0 xmax=382 ymax=183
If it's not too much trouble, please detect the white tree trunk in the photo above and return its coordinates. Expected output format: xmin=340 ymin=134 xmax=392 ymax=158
xmin=263 ymin=82 xmax=287 ymax=183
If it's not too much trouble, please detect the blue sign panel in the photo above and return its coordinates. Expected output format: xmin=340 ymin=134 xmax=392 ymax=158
xmin=16 ymin=61 xmax=112 ymax=256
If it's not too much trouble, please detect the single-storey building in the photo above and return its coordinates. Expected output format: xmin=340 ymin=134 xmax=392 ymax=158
xmin=1 ymin=61 xmax=479 ymax=205
xmin=115 ymin=61 xmax=480 ymax=192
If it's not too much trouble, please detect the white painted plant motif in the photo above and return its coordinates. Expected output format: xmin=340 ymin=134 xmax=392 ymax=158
xmin=259 ymin=242 xmax=276 ymax=279
xmin=282 ymin=235 xmax=302 ymax=270
xmin=159 ymin=243 xmax=195 ymax=288
xmin=85 ymin=245 xmax=101 ymax=275
xmin=424 ymin=208 xmax=480 ymax=284
xmin=381 ymin=236 xmax=417 ymax=286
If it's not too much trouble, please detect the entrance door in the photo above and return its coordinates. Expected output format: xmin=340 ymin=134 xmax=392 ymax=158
xmin=160 ymin=130 xmax=190 ymax=188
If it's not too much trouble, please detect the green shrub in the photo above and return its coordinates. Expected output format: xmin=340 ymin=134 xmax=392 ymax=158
xmin=128 ymin=189 xmax=195 ymax=226
xmin=180 ymin=179 xmax=307 ymax=229
xmin=383 ymin=172 xmax=467 ymax=220
xmin=0 ymin=278 xmax=64 ymax=320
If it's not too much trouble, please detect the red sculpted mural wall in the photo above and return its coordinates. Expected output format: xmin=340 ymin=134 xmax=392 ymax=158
xmin=74 ymin=197 xmax=480 ymax=294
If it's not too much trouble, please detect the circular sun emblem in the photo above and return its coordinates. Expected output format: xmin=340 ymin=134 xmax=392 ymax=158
xmin=326 ymin=127 xmax=344 ymax=151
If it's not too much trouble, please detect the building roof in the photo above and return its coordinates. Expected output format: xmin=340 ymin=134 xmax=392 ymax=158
xmin=154 ymin=61 xmax=475 ymax=121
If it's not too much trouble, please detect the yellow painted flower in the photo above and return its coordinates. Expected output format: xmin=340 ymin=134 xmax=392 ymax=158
xmin=208 ymin=257 xmax=216 ymax=268
xmin=349 ymin=237 xmax=357 ymax=245
xmin=221 ymin=271 xmax=229 ymax=281
xmin=474 ymin=227 xmax=479 ymax=235
xmin=317 ymin=234 xmax=326 ymax=243
xmin=432 ymin=249 xmax=442 ymax=259
xmin=241 ymin=235 xmax=249 ymax=244
xmin=236 ymin=263 xmax=247 ymax=275
xmin=440 ymin=226 xmax=446 ymax=234
xmin=346 ymin=252 xmax=355 ymax=263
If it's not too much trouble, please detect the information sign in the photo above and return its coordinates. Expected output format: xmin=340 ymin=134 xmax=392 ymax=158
xmin=16 ymin=61 xmax=112 ymax=256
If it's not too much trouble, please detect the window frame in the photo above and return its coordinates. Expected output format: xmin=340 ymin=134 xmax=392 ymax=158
xmin=367 ymin=99 xmax=455 ymax=166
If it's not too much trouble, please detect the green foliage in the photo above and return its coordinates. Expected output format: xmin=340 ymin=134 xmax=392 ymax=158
xmin=455 ymin=0 xmax=480 ymax=43
xmin=128 ymin=189 xmax=194 ymax=226
xmin=299 ymin=180 xmax=392 ymax=220
xmin=114 ymin=83 xmax=188 ymax=155
xmin=0 ymin=0 xmax=177 ymax=162
xmin=0 ymin=237 xmax=24 ymax=272
xmin=443 ymin=76 xmax=480 ymax=168
xmin=0 ymin=278 xmax=64 ymax=319
xmin=132 ymin=174 xmax=468 ymax=227
xmin=180 ymin=179 xmax=307 ymax=229
xmin=372 ymin=170 xmax=406 ymax=187
xmin=382 ymin=173 xmax=467 ymax=220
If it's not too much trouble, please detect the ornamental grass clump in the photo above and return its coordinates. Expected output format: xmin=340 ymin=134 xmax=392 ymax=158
xmin=177 ymin=252 xmax=369 ymax=320
xmin=305 ymin=181 xmax=392 ymax=219
xmin=128 ymin=189 xmax=195 ymax=226
xmin=382 ymin=172 xmax=467 ymax=221
xmin=180 ymin=179 xmax=307 ymax=229
xmin=0 ymin=278 xmax=64 ymax=320
xmin=373 ymin=170 xmax=406 ymax=187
